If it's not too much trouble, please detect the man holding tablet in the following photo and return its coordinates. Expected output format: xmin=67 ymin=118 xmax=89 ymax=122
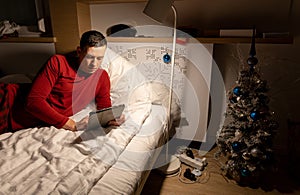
xmin=8 ymin=30 xmax=124 ymax=132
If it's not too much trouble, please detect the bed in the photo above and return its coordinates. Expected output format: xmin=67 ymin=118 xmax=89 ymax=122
xmin=0 ymin=50 xmax=181 ymax=194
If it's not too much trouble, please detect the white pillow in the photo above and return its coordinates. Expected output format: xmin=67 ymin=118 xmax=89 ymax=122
xmin=128 ymin=81 xmax=181 ymax=121
xmin=102 ymin=49 xmax=147 ymax=105
xmin=147 ymin=81 xmax=180 ymax=118
xmin=102 ymin=49 xmax=180 ymax=124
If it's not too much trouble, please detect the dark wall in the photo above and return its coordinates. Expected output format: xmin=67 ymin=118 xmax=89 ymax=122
xmin=0 ymin=0 xmax=37 ymax=25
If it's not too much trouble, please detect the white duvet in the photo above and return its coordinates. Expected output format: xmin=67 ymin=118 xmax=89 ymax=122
xmin=0 ymin=51 xmax=181 ymax=194
xmin=0 ymin=101 xmax=173 ymax=194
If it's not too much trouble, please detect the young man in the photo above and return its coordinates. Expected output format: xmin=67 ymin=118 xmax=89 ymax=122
xmin=9 ymin=30 xmax=123 ymax=132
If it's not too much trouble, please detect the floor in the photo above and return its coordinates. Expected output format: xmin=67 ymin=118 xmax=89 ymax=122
xmin=141 ymin=146 xmax=300 ymax=195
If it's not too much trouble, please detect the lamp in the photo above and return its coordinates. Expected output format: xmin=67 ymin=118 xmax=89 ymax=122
xmin=143 ymin=0 xmax=180 ymax=175
xmin=143 ymin=0 xmax=175 ymax=23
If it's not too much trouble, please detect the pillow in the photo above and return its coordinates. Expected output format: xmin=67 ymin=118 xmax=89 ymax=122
xmin=149 ymin=81 xmax=181 ymax=120
xmin=102 ymin=49 xmax=181 ymax=124
xmin=0 ymin=74 xmax=32 ymax=83
xmin=128 ymin=81 xmax=181 ymax=122
xmin=102 ymin=49 xmax=147 ymax=105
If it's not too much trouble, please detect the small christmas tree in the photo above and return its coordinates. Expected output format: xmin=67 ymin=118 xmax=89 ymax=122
xmin=215 ymin=30 xmax=278 ymax=185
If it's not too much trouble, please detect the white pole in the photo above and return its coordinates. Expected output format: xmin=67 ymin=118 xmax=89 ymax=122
xmin=166 ymin=5 xmax=177 ymax=162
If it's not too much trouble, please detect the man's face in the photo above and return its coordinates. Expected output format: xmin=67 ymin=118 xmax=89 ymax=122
xmin=78 ymin=46 xmax=106 ymax=74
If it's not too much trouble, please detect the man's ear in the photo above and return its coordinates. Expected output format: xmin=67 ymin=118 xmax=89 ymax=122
xmin=76 ymin=46 xmax=82 ymax=56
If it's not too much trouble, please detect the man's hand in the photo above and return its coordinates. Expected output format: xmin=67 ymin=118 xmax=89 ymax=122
xmin=107 ymin=114 xmax=125 ymax=126
xmin=76 ymin=116 xmax=89 ymax=130
xmin=62 ymin=118 xmax=77 ymax=131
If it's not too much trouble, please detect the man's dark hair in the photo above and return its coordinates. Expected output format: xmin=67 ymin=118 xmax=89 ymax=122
xmin=80 ymin=30 xmax=107 ymax=49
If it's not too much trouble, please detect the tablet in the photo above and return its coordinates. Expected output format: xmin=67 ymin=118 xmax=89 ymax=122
xmin=87 ymin=104 xmax=125 ymax=129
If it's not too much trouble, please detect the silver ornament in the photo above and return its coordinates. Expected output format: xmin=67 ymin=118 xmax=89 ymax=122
xmin=242 ymin=152 xmax=251 ymax=160
xmin=250 ymin=148 xmax=261 ymax=157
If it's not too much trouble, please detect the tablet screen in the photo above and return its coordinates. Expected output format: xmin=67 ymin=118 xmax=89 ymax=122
xmin=87 ymin=104 xmax=125 ymax=129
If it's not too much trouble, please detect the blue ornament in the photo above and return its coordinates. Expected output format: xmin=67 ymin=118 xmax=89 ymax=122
xmin=232 ymin=142 xmax=240 ymax=152
xmin=163 ymin=53 xmax=171 ymax=63
xmin=233 ymin=86 xmax=241 ymax=96
xmin=241 ymin=168 xmax=250 ymax=177
xmin=250 ymin=111 xmax=259 ymax=121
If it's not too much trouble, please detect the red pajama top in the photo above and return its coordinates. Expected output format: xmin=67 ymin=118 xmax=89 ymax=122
xmin=10 ymin=54 xmax=111 ymax=131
